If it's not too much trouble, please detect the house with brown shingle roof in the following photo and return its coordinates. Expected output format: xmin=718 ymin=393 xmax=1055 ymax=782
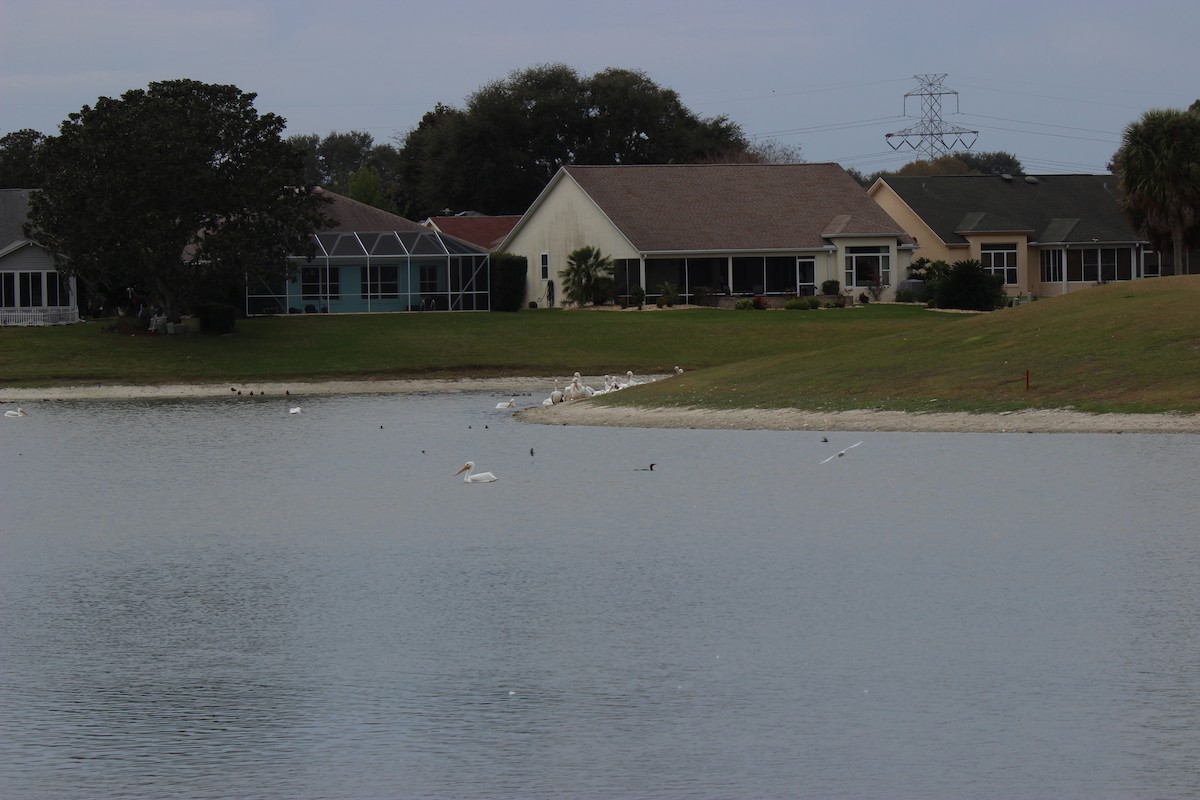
xmin=246 ymin=188 xmax=491 ymax=314
xmin=497 ymin=163 xmax=913 ymax=307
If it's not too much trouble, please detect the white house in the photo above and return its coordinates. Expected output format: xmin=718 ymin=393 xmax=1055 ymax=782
xmin=498 ymin=163 xmax=914 ymax=307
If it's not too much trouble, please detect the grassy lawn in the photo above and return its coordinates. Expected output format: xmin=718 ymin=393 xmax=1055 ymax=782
xmin=3 ymin=275 xmax=1199 ymax=414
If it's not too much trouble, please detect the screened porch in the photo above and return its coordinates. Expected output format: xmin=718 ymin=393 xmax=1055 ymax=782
xmin=246 ymin=229 xmax=490 ymax=315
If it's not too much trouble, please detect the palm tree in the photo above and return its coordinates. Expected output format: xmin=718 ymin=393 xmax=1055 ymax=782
xmin=562 ymin=245 xmax=614 ymax=306
xmin=1113 ymin=108 xmax=1200 ymax=276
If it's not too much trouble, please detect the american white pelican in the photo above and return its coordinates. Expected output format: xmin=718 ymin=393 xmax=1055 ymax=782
xmin=496 ymin=398 xmax=515 ymax=409
xmin=636 ymin=463 xmax=656 ymax=471
xmin=288 ymin=406 xmax=303 ymax=414
xmin=454 ymin=461 xmax=497 ymax=483
xmin=566 ymin=374 xmax=594 ymax=400
xmin=674 ymin=365 xmax=684 ymax=375
xmin=820 ymin=441 xmax=863 ymax=464
xmin=5 ymin=407 xmax=27 ymax=417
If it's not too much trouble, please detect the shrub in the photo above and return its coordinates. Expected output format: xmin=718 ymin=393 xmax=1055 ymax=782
xmin=591 ymin=275 xmax=616 ymax=305
xmin=752 ymin=294 xmax=770 ymax=310
xmin=929 ymin=259 xmax=1007 ymax=311
xmin=894 ymin=288 xmax=915 ymax=303
xmin=821 ymin=279 xmax=841 ymax=296
xmin=735 ymin=298 xmax=754 ymax=310
xmin=692 ymin=285 xmax=713 ymax=307
xmin=658 ymin=281 xmax=680 ymax=307
xmin=858 ymin=292 xmax=870 ymax=305
xmin=807 ymin=297 xmax=821 ymax=309
xmin=783 ymin=297 xmax=807 ymax=310
xmin=489 ymin=252 xmax=528 ymax=312
xmin=629 ymin=284 xmax=646 ymax=308
xmin=196 ymin=302 xmax=238 ymax=334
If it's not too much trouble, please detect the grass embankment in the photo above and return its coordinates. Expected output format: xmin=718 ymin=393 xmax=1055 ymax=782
xmin=0 ymin=302 xmax=955 ymax=386
xmin=2 ymin=275 xmax=1198 ymax=414
xmin=602 ymin=275 xmax=1200 ymax=415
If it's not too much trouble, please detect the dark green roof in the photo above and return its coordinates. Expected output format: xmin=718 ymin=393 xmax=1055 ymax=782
xmin=883 ymin=174 xmax=1143 ymax=246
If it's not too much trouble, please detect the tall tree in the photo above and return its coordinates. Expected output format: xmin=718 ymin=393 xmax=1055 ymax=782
xmin=27 ymin=79 xmax=331 ymax=321
xmin=954 ymin=150 xmax=1023 ymax=176
xmin=395 ymin=65 xmax=747 ymax=218
xmin=1112 ymin=107 xmax=1200 ymax=275
xmin=0 ymin=129 xmax=49 ymax=188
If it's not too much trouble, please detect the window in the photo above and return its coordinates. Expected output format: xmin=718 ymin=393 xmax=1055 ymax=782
xmin=844 ymin=246 xmax=890 ymax=289
xmin=763 ymin=256 xmax=793 ymax=294
xmin=797 ymin=257 xmax=816 ymax=296
xmin=301 ymin=266 xmax=339 ymax=300
xmin=18 ymin=272 xmax=42 ymax=307
xmin=540 ymin=253 xmax=549 ymax=281
xmin=1144 ymin=251 xmax=1162 ymax=278
xmin=45 ymin=271 xmax=70 ymax=306
xmin=1040 ymin=250 xmax=1063 ymax=283
xmin=1 ymin=273 xmax=14 ymax=307
xmin=981 ymin=243 xmax=1018 ymax=285
xmin=419 ymin=264 xmax=439 ymax=295
xmin=360 ymin=264 xmax=399 ymax=299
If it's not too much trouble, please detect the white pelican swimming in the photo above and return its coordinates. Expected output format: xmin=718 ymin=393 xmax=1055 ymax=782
xmin=495 ymin=398 xmax=515 ymax=409
xmin=288 ymin=406 xmax=303 ymax=414
xmin=454 ymin=461 xmax=497 ymax=483
xmin=5 ymin=407 xmax=27 ymax=417
xmin=820 ymin=441 xmax=863 ymax=464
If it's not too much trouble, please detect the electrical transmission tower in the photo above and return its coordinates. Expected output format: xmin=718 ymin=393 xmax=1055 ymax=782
xmin=885 ymin=74 xmax=978 ymax=159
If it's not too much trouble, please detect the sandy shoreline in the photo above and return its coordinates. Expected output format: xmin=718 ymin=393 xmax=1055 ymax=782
xmin=2 ymin=377 xmax=1197 ymax=434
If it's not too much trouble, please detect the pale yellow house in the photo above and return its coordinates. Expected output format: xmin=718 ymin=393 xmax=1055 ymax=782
xmin=868 ymin=174 xmax=1171 ymax=298
xmin=499 ymin=163 xmax=914 ymax=306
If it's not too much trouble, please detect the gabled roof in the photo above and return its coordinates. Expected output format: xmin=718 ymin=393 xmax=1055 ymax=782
xmin=878 ymin=174 xmax=1142 ymax=245
xmin=314 ymin=187 xmax=429 ymax=234
xmin=307 ymin=188 xmax=487 ymax=256
xmin=514 ymin=163 xmax=908 ymax=253
xmin=424 ymin=214 xmax=520 ymax=250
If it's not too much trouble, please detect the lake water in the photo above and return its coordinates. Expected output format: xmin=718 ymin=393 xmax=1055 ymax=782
xmin=1 ymin=393 xmax=1198 ymax=799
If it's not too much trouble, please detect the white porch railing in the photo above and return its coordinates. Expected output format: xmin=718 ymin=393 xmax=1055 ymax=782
xmin=0 ymin=307 xmax=81 ymax=326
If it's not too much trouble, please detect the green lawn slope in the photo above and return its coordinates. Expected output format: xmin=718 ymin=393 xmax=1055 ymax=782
xmin=2 ymin=275 xmax=1197 ymax=414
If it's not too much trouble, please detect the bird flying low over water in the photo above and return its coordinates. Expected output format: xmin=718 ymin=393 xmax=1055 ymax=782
xmin=455 ymin=461 xmax=498 ymax=482
xmin=820 ymin=441 xmax=863 ymax=464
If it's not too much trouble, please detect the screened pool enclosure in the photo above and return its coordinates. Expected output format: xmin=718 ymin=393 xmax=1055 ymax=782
xmin=246 ymin=229 xmax=490 ymax=315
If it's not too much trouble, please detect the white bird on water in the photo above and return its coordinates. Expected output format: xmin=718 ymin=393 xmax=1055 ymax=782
xmin=495 ymin=398 xmax=515 ymax=409
xmin=820 ymin=441 xmax=863 ymax=464
xmin=5 ymin=407 xmax=27 ymax=417
xmin=288 ymin=406 xmax=303 ymax=414
xmin=454 ymin=461 xmax=498 ymax=483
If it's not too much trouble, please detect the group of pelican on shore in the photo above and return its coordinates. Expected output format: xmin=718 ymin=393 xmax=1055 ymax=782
xmin=540 ymin=368 xmax=681 ymax=407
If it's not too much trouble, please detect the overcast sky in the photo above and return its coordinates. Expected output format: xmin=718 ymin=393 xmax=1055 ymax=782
xmin=3 ymin=0 xmax=1196 ymax=177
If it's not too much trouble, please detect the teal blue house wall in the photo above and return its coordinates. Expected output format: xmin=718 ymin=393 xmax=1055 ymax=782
xmin=246 ymin=189 xmax=490 ymax=315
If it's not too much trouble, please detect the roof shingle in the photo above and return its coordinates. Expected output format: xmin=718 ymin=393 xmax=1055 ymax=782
xmin=562 ymin=163 xmax=907 ymax=252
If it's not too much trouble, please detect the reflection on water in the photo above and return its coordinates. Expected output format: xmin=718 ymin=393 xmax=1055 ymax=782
xmin=2 ymin=394 xmax=1198 ymax=799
